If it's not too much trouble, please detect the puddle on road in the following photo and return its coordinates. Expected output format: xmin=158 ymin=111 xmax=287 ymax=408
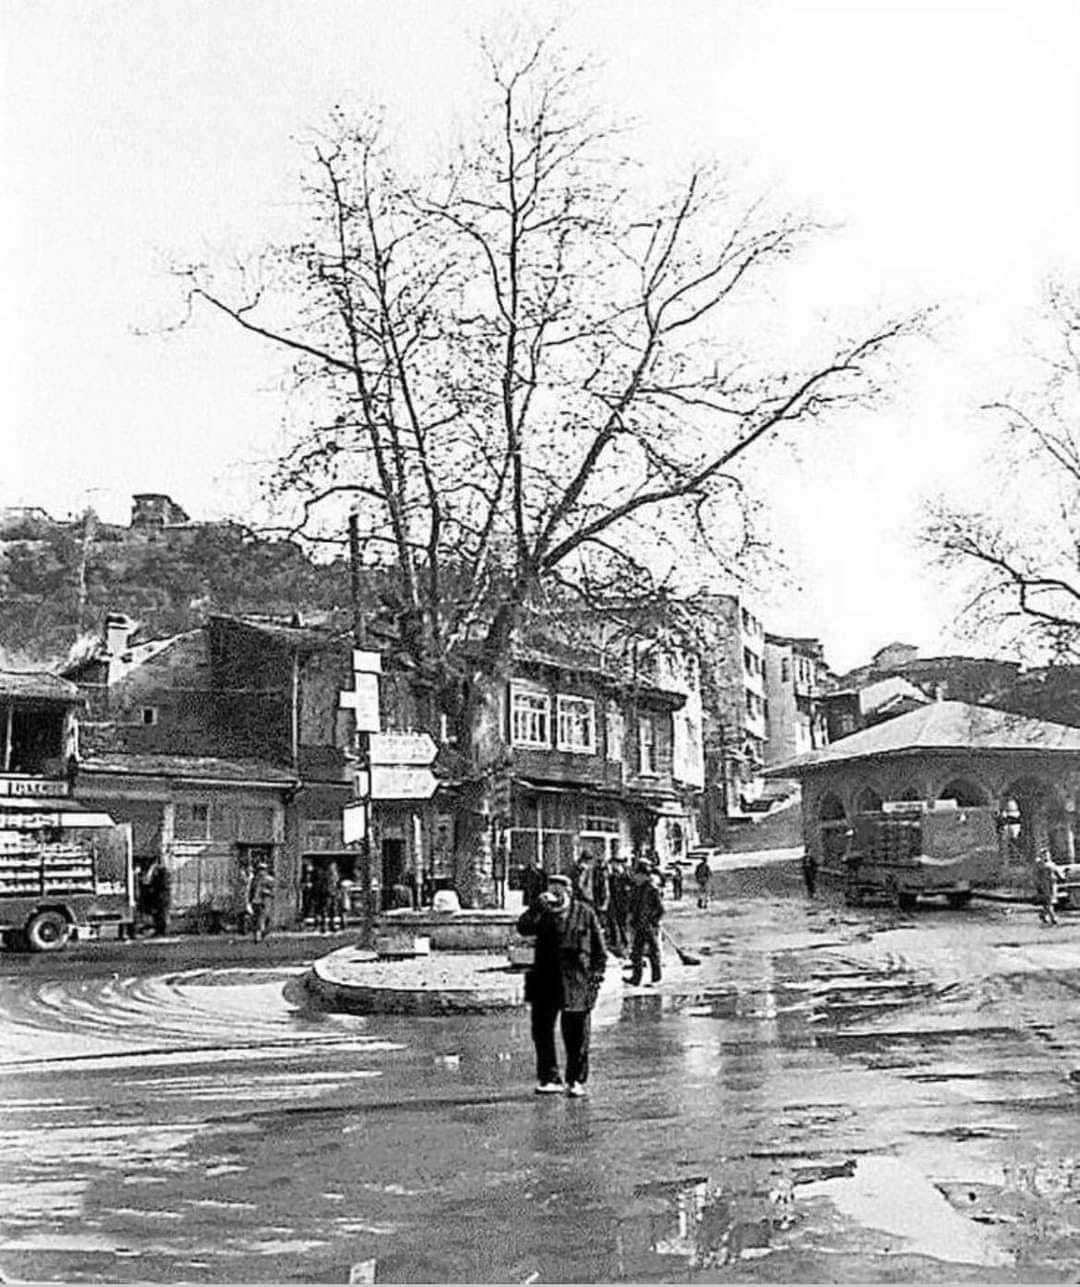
xmin=801 ymin=1155 xmax=1012 ymax=1267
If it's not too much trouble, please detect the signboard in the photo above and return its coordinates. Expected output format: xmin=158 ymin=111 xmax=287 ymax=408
xmin=369 ymin=731 xmax=438 ymax=766
xmin=0 ymin=777 xmax=67 ymax=798
xmin=352 ymin=649 xmax=382 ymax=675
xmin=339 ymin=673 xmax=381 ymax=733
xmin=371 ymin=765 xmax=438 ymax=800
xmin=342 ymin=801 xmax=368 ymax=844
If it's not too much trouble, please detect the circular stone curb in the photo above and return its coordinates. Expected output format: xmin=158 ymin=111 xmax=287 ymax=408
xmin=305 ymin=945 xmax=625 ymax=1016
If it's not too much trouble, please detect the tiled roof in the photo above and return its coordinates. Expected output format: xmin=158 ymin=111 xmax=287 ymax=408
xmin=0 ymin=671 xmax=81 ymax=702
xmin=767 ymin=701 xmax=1080 ymax=776
xmin=79 ymin=753 xmax=297 ymax=785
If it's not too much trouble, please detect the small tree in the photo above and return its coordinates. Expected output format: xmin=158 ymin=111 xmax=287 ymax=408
xmin=924 ymin=282 xmax=1080 ymax=660
xmin=179 ymin=35 xmax=921 ymax=904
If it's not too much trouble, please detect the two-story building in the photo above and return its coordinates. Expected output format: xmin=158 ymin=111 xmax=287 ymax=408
xmin=503 ymin=639 xmax=701 ymax=882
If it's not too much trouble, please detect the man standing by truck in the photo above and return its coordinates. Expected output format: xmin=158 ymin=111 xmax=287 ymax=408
xmin=141 ymin=856 xmax=172 ymax=937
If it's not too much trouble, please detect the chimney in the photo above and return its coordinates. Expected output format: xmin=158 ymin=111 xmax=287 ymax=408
xmin=104 ymin=613 xmax=135 ymax=684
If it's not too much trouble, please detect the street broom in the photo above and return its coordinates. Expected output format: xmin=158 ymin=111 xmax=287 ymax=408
xmin=661 ymin=926 xmax=702 ymax=966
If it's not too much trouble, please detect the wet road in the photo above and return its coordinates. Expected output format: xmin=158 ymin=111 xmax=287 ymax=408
xmin=3 ymin=896 xmax=1080 ymax=1283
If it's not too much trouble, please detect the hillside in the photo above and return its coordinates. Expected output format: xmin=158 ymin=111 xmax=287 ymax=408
xmin=0 ymin=506 xmax=353 ymax=665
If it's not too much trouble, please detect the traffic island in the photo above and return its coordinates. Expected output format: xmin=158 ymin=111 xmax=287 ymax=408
xmin=305 ymin=944 xmax=626 ymax=1016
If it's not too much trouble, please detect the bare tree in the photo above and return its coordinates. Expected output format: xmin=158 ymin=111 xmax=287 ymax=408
xmin=178 ymin=35 xmax=921 ymax=903
xmin=924 ymin=282 xmax=1080 ymax=660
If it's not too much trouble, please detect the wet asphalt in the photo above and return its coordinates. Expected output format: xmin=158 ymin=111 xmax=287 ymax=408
xmin=3 ymin=881 xmax=1080 ymax=1283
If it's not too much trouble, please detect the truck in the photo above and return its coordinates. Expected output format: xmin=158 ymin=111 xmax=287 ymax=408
xmin=843 ymin=801 xmax=1002 ymax=911
xmin=0 ymin=805 xmax=135 ymax=951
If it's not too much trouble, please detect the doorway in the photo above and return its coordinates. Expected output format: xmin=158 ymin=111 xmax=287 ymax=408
xmin=381 ymin=837 xmax=408 ymax=909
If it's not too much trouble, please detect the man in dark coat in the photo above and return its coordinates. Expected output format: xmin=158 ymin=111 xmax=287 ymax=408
xmin=605 ymin=856 xmax=632 ymax=957
xmin=516 ymin=873 xmax=607 ymax=1097
xmin=628 ymin=861 xmax=664 ymax=986
xmin=520 ymin=856 xmax=547 ymax=908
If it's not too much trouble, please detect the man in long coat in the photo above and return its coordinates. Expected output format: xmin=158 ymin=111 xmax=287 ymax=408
xmin=516 ymin=873 xmax=607 ymax=1097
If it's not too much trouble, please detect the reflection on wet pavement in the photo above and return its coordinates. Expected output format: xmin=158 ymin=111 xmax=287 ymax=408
xmin=3 ymin=900 xmax=1080 ymax=1281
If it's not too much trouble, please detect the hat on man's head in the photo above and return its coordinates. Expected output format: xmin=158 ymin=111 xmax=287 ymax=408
xmin=547 ymin=873 xmax=572 ymax=888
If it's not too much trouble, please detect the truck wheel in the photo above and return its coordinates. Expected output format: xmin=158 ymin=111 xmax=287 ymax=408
xmin=897 ymin=891 xmax=918 ymax=913
xmin=947 ymin=891 xmax=973 ymax=910
xmin=25 ymin=910 xmax=72 ymax=952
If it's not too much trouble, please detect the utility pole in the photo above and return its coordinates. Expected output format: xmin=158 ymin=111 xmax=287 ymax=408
xmin=342 ymin=506 xmax=378 ymax=946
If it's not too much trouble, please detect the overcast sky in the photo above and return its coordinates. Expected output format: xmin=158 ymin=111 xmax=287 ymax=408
xmin=3 ymin=0 xmax=1079 ymax=672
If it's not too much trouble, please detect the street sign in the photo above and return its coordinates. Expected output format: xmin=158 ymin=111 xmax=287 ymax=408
xmin=352 ymin=649 xmax=382 ymax=675
xmin=371 ymin=765 xmax=438 ymax=800
xmin=342 ymin=801 xmax=367 ymax=843
xmin=369 ymin=731 xmax=438 ymax=766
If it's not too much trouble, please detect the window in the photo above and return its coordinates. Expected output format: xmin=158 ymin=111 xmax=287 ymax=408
xmin=511 ymin=686 xmax=551 ymax=748
xmin=174 ymin=801 xmax=211 ymax=841
xmin=639 ymin=717 xmax=657 ymax=776
xmin=606 ymin=703 xmax=625 ymax=762
xmin=556 ymin=695 xmax=596 ymax=754
xmin=141 ymin=706 xmax=159 ymax=726
xmin=780 ymin=658 xmax=790 ymax=684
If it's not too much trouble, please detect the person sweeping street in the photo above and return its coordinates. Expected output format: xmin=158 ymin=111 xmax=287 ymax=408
xmin=517 ymin=873 xmax=607 ymax=1097
xmin=628 ymin=860 xmax=665 ymax=986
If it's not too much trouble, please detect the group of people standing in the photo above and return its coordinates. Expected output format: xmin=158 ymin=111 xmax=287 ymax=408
xmin=516 ymin=848 xmax=686 ymax=1097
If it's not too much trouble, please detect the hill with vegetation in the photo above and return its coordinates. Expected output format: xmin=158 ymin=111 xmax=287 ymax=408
xmin=0 ymin=510 xmax=354 ymax=666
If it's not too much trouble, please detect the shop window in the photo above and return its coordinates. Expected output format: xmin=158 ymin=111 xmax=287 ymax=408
xmin=175 ymin=801 xmax=211 ymax=841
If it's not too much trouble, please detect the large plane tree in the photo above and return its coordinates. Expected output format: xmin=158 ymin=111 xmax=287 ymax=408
xmin=179 ymin=36 xmax=919 ymax=904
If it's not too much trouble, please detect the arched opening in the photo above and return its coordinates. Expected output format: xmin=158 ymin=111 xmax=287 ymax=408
xmin=999 ymin=777 xmax=1070 ymax=870
xmin=855 ymin=786 xmax=883 ymax=814
xmin=818 ymin=792 xmax=851 ymax=864
xmin=937 ymin=778 xmax=988 ymax=808
xmin=896 ymin=784 xmax=922 ymax=803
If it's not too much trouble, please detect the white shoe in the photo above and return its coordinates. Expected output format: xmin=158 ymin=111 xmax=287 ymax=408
xmin=535 ymin=1081 xmax=563 ymax=1094
xmin=566 ymin=1082 xmax=588 ymax=1098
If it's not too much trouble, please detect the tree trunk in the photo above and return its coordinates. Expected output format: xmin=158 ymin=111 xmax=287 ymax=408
xmin=452 ymin=670 xmax=507 ymax=908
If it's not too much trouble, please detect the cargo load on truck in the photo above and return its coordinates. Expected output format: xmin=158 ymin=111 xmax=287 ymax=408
xmin=844 ymin=801 xmax=1002 ymax=911
xmin=0 ymin=800 xmax=135 ymax=951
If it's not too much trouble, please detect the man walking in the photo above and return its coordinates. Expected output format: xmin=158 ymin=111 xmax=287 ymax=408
xmin=245 ymin=859 xmax=276 ymax=943
xmin=517 ymin=873 xmax=607 ymax=1097
xmin=694 ymin=855 xmax=711 ymax=909
xmin=628 ymin=860 xmax=665 ymax=986
xmin=1035 ymin=849 xmax=1065 ymax=926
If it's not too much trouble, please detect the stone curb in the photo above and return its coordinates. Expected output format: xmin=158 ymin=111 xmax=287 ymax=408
xmin=305 ymin=945 xmax=626 ymax=1016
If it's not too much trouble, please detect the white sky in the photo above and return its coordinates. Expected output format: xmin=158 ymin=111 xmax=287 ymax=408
xmin=3 ymin=0 xmax=1080 ymax=672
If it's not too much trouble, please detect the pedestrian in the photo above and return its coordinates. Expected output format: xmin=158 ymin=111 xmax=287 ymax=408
xmin=516 ymin=872 xmax=607 ymax=1097
xmin=694 ymin=855 xmax=711 ymax=909
xmin=801 ymin=849 xmax=819 ymax=899
xmin=245 ymin=859 xmax=276 ymax=943
xmin=1035 ymin=849 xmax=1064 ymax=926
xmin=141 ymin=856 xmax=172 ymax=937
xmin=521 ymin=854 xmax=547 ymax=908
xmin=604 ymin=856 xmax=631 ymax=957
xmin=628 ymin=860 xmax=664 ymax=986
xmin=573 ymin=851 xmax=610 ymax=917
xmin=669 ymin=863 xmax=684 ymax=901
xmin=314 ymin=859 xmax=343 ymax=932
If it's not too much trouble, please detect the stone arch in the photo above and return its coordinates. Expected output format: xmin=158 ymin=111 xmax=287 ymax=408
xmin=818 ymin=791 xmax=851 ymax=864
xmin=999 ymin=775 xmax=1069 ymax=870
xmin=854 ymin=785 xmax=884 ymax=814
xmin=936 ymin=776 xmax=989 ymax=807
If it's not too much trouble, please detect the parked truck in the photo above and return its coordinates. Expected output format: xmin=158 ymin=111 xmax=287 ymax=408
xmin=843 ymin=801 xmax=1002 ymax=911
xmin=0 ymin=805 xmax=135 ymax=951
